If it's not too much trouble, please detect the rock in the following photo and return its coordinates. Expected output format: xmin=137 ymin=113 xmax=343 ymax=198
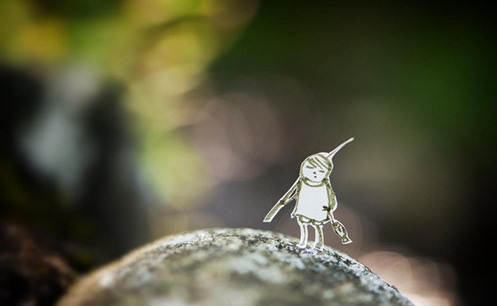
xmin=57 ymin=228 xmax=413 ymax=306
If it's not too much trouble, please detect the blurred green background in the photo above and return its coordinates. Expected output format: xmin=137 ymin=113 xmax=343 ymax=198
xmin=1 ymin=1 xmax=495 ymax=305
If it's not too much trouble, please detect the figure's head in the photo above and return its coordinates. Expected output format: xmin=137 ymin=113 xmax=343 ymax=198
xmin=299 ymin=138 xmax=354 ymax=183
xmin=300 ymin=153 xmax=332 ymax=183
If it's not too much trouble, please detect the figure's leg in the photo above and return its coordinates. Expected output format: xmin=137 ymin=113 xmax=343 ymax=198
xmin=297 ymin=219 xmax=308 ymax=248
xmin=312 ymin=224 xmax=324 ymax=249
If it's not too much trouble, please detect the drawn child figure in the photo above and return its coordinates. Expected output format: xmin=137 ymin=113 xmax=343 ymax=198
xmin=264 ymin=138 xmax=354 ymax=249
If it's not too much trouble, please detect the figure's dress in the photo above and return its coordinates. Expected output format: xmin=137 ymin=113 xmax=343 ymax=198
xmin=292 ymin=180 xmax=330 ymax=222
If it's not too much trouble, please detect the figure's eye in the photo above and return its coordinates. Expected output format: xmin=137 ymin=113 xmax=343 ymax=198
xmin=306 ymin=165 xmax=315 ymax=169
xmin=319 ymin=170 xmax=325 ymax=173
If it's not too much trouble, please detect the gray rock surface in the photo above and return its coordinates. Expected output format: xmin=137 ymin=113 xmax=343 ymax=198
xmin=57 ymin=228 xmax=413 ymax=306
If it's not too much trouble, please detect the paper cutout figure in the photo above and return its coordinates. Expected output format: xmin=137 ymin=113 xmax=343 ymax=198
xmin=264 ymin=138 xmax=354 ymax=249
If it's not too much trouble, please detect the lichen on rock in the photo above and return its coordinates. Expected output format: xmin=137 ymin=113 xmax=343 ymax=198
xmin=57 ymin=228 xmax=414 ymax=306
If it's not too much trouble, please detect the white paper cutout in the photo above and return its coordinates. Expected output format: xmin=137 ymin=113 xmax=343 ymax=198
xmin=264 ymin=138 xmax=354 ymax=249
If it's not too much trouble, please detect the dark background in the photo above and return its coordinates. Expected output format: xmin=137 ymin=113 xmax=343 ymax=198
xmin=1 ymin=1 xmax=496 ymax=305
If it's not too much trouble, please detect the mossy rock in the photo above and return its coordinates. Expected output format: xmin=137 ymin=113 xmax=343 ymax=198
xmin=57 ymin=228 xmax=413 ymax=306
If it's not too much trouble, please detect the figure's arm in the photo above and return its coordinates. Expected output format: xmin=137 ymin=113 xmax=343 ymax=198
xmin=263 ymin=179 xmax=300 ymax=222
xmin=324 ymin=181 xmax=337 ymax=219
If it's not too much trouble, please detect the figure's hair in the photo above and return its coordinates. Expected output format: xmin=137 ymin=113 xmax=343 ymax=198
xmin=304 ymin=153 xmax=332 ymax=172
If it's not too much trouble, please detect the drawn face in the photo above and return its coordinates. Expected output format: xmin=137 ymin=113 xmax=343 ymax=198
xmin=300 ymin=158 xmax=330 ymax=183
